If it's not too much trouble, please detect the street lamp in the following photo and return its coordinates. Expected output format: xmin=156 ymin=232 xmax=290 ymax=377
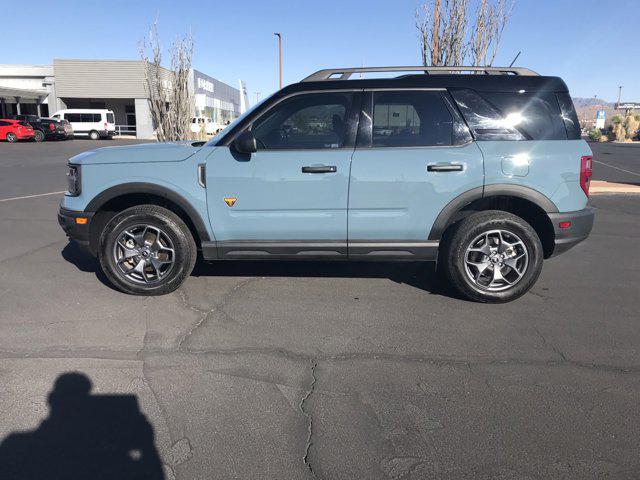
xmin=274 ymin=33 xmax=282 ymax=89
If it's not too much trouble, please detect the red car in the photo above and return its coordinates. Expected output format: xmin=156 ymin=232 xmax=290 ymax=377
xmin=0 ymin=119 xmax=35 ymax=142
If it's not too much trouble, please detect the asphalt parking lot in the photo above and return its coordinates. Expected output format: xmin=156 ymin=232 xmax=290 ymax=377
xmin=1 ymin=139 xmax=640 ymax=479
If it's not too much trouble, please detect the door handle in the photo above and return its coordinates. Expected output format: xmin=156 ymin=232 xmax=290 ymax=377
xmin=427 ymin=163 xmax=464 ymax=172
xmin=302 ymin=165 xmax=337 ymax=174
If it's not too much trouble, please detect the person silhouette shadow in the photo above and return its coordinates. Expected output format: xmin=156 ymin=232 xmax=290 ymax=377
xmin=0 ymin=372 xmax=164 ymax=480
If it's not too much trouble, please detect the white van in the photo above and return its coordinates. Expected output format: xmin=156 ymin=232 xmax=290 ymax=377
xmin=51 ymin=109 xmax=116 ymax=140
xmin=190 ymin=117 xmax=225 ymax=136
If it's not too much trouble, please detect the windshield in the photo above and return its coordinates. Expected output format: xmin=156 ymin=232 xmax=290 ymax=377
xmin=205 ymin=94 xmax=276 ymax=146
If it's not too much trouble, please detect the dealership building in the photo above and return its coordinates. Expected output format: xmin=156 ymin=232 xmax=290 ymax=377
xmin=0 ymin=59 xmax=247 ymax=138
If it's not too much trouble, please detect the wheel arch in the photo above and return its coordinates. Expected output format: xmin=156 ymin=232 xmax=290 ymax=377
xmin=85 ymin=183 xmax=210 ymax=254
xmin=430 ymin=184 xmax=558 ymax=258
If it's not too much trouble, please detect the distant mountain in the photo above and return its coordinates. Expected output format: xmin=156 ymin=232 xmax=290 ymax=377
xmin=572 ymin=97 xmax=614 ymax=109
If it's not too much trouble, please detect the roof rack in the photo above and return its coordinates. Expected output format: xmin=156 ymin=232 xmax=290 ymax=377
xmin=302 ymin=66 xmax=539 ymax=82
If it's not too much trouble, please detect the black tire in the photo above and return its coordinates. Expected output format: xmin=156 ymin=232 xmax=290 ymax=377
xmin=89 ymin=130 xmax=100 ymax=140
xmin=98 ymin=205 xmax=197 ymax=295
xmin=6 ymin=132 xmax=17 ymax=143
xmin=33 ymin=130 xmax=45 ymax=142
xmin=441 ymin=210 xmax=544 ymax=303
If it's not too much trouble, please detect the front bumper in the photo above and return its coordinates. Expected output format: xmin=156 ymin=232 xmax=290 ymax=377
xmin=58 ymin=206 xmax=94 ymax=250
xmin=548 ymin=207 xmax=595 ymax=257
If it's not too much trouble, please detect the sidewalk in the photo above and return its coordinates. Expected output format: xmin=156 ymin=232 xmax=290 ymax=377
xmin=591 ymin=180 xmax=640 ymax=195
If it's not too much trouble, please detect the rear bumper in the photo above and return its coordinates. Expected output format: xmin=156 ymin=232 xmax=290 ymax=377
xmin=58 ymin=206 xmax=94 ymax=250
xmin=548 ymin=207 xmax=595 ymax=257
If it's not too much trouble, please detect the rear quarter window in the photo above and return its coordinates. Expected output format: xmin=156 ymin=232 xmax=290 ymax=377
xmin=555 ymin=92 xmax=581 ymax=140
xmin=480 ymin=91 xmax=567 ymax=140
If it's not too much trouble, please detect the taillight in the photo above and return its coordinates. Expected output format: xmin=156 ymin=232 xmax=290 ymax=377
xmin=580 ymin=155 xmax=593 ymax=197
xmin=104 ymin=122 xmax=108 ymax=130
xmin=49 ymin=123 xmax=55 ymax=131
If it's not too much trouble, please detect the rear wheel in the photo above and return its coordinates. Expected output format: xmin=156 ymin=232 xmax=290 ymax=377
xmin=98 ymin=205 xmax=197 ymax=295
xmin=6 ymin=132 xmax=17 ymax=143
xmin=33 ymin=130 xmax=45 ymax=142
xmin=441 ymin=211 xmax=543 ymax=303
xmin=89 ymin=130 xmax=100 ymax=140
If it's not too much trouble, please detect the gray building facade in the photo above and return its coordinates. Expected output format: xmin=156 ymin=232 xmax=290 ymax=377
xmin=0 ymin=59 xmax=243 ymax=139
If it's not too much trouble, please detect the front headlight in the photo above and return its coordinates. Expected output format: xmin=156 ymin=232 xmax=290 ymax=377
xmin=66 ymin=164 xmax=81 ymax=196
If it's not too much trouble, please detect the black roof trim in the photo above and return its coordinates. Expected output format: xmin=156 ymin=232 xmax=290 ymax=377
xmin=281 ymin=74 xmax=568 ymax=94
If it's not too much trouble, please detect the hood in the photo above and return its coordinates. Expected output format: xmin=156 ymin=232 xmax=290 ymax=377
xmin=69 ymin=141 xmax=206 ymax=165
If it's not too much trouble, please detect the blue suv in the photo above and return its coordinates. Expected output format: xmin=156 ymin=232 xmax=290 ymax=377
xmin=58 ymin=66 xmax=594 ymax=302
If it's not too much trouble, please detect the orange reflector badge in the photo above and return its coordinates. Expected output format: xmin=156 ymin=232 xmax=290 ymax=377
xmin=224 ymin=197 xmax=237 ymax=207
xmin=75 ymin=217 xmax=88 ymax=225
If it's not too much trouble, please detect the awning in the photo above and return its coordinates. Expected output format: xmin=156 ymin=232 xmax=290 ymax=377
xmin=0 ymin=86 xmax=48 ymax=102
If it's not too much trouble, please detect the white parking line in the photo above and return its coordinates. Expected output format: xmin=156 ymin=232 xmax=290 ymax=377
xmin=0 ymin=191 xmax=66 ymax=203
xmin=593 ymin=159 xmax=640 ymax=178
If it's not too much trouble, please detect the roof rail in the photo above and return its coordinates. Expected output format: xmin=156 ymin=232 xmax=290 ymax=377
xmin=302 ymin=66 xmax=539 ymax=82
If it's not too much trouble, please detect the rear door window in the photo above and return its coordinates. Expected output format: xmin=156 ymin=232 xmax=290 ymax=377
xmin=106 ymin=113 xmax=115 ymax=124
xmin=481 ymin=91 xmax=567 ymax=140
xmin=371 ymin=91 xmax=454 ymax=147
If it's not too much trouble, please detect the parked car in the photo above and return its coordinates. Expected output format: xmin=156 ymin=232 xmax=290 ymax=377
xmin=58 ymin=65 xmax=594 ymax=302
xmin=13 ymin=114 xmax=74 ymax=141
xmin=0 ymin=119 xmax=35 ymax=142
xmin=51 ymin=109 xmax=115 ymax=140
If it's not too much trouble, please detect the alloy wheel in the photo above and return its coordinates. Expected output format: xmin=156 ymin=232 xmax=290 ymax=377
xmin=112 ymin=224 xmax=175 ymax=284
xmin=464 ymin=229 xmax=529 ymax=292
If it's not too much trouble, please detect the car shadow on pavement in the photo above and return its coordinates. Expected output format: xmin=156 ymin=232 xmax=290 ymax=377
xmin=61 ymin=242 xmax=114 ymax=290
xmin=192 ymin=258 xmax=461 ymax=298
xmin=61 ymin=242 xmax=460 ymax=298
xmin=0 ymin=372 xmax=165 ymax=480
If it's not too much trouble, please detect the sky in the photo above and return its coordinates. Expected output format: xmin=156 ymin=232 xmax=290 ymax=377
xmin=4 ymin=0 xmax=637 ymax=105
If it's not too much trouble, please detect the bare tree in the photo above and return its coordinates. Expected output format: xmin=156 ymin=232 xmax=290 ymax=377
xmin=140 ymin=22 xmax=194 ymax=141
xmin=470 ymin=0 xmax=514 ymax=66
xmin=416 ymin=0 xmax=513 ymax=67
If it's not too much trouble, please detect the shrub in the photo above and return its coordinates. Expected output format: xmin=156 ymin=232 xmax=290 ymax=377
xmin=588 ymin=128 xmax=602 ymax=141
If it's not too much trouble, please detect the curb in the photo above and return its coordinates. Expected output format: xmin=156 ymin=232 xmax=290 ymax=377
xmin=591 ymin=181 xmax=640 ymax=195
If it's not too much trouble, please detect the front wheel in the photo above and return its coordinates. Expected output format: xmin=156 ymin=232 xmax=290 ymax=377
xmin=441 ymin=211 xmax=544 ymax=303
xmin=89 ymin=130 xmax=100 ymax=140
xmin=98 ymin=205 xmax=197 ymax=295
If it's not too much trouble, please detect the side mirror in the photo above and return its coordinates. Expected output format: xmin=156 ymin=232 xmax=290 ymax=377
xmin=233 ymin=130 xmax=257 ymax=154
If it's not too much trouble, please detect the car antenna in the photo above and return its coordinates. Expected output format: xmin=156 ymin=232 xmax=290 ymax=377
xmin=509 ymin=51 xmax=522 ymax=67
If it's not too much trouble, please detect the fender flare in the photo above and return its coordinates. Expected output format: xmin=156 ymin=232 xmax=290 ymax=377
xmin=428 ymin=184 xmax=558 ymax=240
xmin=85 ymin=182 xmax=211 ymax=242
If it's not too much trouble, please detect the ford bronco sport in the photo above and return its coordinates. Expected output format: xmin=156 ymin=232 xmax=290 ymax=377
xmin=58 ymin=66 xmax=594 ymax=302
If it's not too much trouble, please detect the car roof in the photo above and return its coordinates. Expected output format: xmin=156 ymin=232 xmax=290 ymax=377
xmin=282 ymin=73 xmax=568 ymax=95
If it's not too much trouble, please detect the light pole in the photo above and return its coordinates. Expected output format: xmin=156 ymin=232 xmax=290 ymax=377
xmin=617 ymin=86 xmax=623 ymax=108
xmin=274 ymin=33 xmax=282 ymax=89
xmin=255 ymin=92 xmax=261 ymax=103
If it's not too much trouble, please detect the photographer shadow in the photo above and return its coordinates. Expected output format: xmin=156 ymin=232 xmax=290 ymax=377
xmin=0 ymin=372 xmax=164 ymax=480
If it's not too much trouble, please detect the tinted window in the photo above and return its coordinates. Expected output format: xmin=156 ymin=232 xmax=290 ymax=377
xmin=372 ymin=91 xmax=454 ymax=147
xmin=79 ymin=113 xmax=101 ymax=122
xmin=252 ymin=93 xmax=352 ymax=150
xmin=66 ymin=113 xmax=82 ymax=122
xmin=450 ymin=89 xmax=525 ymax=141
xmin=106 ymin=113 xmax=115 ymax=124
xmin=0 ymin=121 xmax=10 ymax=126
xmin=556 ymin=92 xmax=581 ymax=140
xmin=482 ymin=91 xmax=566 ymax=140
